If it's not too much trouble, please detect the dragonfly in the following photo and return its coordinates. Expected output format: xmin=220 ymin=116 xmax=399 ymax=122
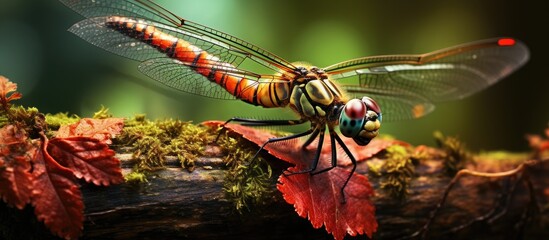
xmin=60 ymin=0 xmax=529 ymax=202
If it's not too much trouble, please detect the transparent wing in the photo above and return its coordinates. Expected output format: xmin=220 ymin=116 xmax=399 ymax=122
xmin=60 ymin=0 xmax=298 ymax=76
xmin=342 ymin=85 xmax=435 ymax=121
xmin=138 ymin=58 xmax=290 ymax=100
xmin=324 ymin=38 xmax=529 ymax=121
xmin=61 ymin=0 xmax=298 ymax=101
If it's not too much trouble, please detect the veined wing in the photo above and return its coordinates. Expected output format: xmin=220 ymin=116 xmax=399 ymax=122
xmin=61 ymin=0 xmax=296 ymax=99
xmin=324 ymin=38 xmax=529 ymax=121
xmin=138 ymin=57 xmax=290 ymax=100
xmin=61 ymin=0 xmax=298 ymax=75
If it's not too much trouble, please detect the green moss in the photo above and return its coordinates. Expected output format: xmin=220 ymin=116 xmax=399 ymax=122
xmin=477 ymin=151 xmax=528 ymax=162
xmin=434 ymin=131 xmax=471 ymax=176
xmin=0 ymin=115 xmax=7 ymax=128
xmin=169 ymin=121 xmax=210 ymax=166
xmin=133 ymin=136 xmax=166 ymax=170
xmin=368 ymin=145 xmax=415 ymax=200
xmin=93 ymin=105 xmax=112 ymax=119
xmin=166 ymin=120 xmax=212 ymax=171
xmin=131 ymin=114 xmax=147 ymax=124
xmin=44 ymin=112 xmax=80 ymax=130
xmin=0 ymin=78 xmax=45 ymax=135
xmin=124 ymin=167 xmax=149 ymax=183
xmin=118 ymin=116 xmax=274 ymax=211
xmin=6 ymin=106 xmax=45 ymax=138
xmin=116 ymin=115 xmax=213 ymax=178
xmin=366 ymin=159 xmax=384 ymax=177
xmin=381 ymin=145 xmax=415 ymax=200
xmin=217 ymin=131 xmax=273 ymax=213
xmin=8 ymin=106 xmax=39 ymax=124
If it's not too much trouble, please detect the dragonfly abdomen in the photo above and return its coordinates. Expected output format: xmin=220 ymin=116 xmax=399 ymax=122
xmin=105 ymin=16 xmax=289 ymax=108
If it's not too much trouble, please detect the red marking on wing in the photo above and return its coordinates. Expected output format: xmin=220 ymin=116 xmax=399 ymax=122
xmin=498 ymin=38 xmax=516 ymax=46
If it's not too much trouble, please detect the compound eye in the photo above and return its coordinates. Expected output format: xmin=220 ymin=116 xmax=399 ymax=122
xmin=339 ymin=99 xmax=367 ymax=138
xmin=344 ymin=99 xmax=367 ymax=119
xmin=362 ymin=96 xmax=381 ymax=114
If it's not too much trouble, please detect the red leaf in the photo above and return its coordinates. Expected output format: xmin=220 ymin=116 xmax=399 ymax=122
xmin=0 ymin=76 xmax=22 ymax=110
xmin=203 ymin=120 xmax=400 ymax=165
xmin=539 ymin=141 xmax=549 ymax=152
xmin=526 ymin=134 xmax=542 ymax=148
xmin=0 ymin=125 xmax=33 ymax=209
xmin=32 ymin=140 xmax=84 ymax=240
xmin=278 ymin=167 xmax=376 ymax=240
xmin=47 ymin=137 xmax=123 ymax=186
xmin=56 ymin=118 xmax=124 ymax=144
xmin=203 ymin=121 xmax=395 ymax=239
xmin=0 ymin=124 xmax=27 ymax=144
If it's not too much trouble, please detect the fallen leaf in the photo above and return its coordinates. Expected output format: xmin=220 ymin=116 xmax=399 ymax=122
xmin=47 ymin=137 xmax=123 ymax=186
xmin=0 ymin=76 xmax=23 ymax=109
xmin=0 ymin=77 xmax=125 ymax=239
xmin=540 ymin=141 xmax=549 ymax=152
xmin=56 ymin=118 xmax=124 ymax=144
xmin=203 ymin=120 xmax=396 ymax=239
xmin=0 ymin=124 xmax=27 ymax=144
xmin=32 ymin=139 xmax=84 ymax=240
xmin=0 ymin=125 xmax=33 ymax=209
xmin=278 ymin=167 xmax=376 ymax=240
xmin=203 ymin=120 xmax=400 ymax=165
xmin=526 ymin=134 xmax=542 ymax=149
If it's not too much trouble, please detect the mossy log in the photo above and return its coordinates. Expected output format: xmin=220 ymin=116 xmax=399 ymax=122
xmin=2 ymin=145 xmax=548 ymax=239
xmin=77 ymin=145 xmax=548 ymax=240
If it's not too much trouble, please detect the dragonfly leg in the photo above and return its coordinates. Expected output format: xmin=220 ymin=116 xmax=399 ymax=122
xmin=249 ymin=128 xmax=314 ymax=163
xmin=333 ymin=132 xmax=357 ymax=204
xmin=222 ymin=117 xmax=307 ymax=126
xmin=301 ymin=127 xmax=321 ymax=150
xmin=309 ymin=130 xmax=338 ymax=175
xmin=215 ymin=118 xmax=307 ymax=142
xmin=284 ymin=126 xmax=325 ymax=176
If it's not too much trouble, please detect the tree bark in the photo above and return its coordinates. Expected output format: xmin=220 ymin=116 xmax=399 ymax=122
xmin=2 ymin=145 xmax=547 ymax=240
xmin=74 ymin=146 xmax=549 ymax=240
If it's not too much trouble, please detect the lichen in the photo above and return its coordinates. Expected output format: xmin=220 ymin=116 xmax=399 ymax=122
xmin=368 ymin=145 xmax=415 ymax=200
xmin=433 ymin=131 xmax=471 ymax=176
xmin=216 ymin=131 xmax=273 ymax=213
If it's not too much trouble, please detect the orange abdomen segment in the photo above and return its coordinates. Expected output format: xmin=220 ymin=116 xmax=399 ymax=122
xmin=105 ymin=16 xmax=290 ymax=108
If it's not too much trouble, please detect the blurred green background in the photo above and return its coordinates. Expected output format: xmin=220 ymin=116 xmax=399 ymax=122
xmin=0 ymin=0 xmax=547 ymax=151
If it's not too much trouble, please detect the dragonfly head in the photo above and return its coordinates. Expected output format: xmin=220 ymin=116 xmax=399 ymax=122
xmin=338 ymin=97 xmax=382 ymax=146
xmin=296 ymin=66 xmax=309 ymax=76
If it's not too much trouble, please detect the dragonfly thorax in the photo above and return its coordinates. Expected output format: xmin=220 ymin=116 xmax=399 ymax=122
xmin=289 ymin=66 xmax=345 ymax=123
xmin=288 ymin=65 xmax=383 ymax=146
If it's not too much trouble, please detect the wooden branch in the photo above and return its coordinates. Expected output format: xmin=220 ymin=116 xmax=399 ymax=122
xmin=2 ymin=145 xmax=548 ymax=239
xmin=75 ymin=145 xmax=548 ymax=240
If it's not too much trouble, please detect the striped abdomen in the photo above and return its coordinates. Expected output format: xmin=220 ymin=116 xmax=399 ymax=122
xmin=105 ymin=16 xmax=289 ymax=108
